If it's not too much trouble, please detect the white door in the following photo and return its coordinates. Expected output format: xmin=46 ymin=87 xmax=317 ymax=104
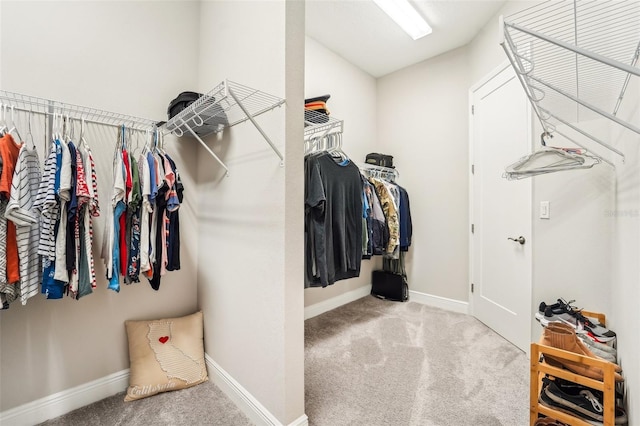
xmin=470 ymin=63 xmax=532 ymax=353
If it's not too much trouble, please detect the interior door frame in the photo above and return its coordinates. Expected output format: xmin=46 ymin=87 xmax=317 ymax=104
xmin=468 ymin=60 xmax=534 ymax=353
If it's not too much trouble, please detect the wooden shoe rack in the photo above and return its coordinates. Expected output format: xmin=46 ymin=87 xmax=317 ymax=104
xmin=530 ymin=311 xmax=620 ymax=426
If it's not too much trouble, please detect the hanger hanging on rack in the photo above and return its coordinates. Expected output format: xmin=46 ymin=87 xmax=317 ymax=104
xmin=503 ymin=132 xmax=602 ymax=180
xmin=26 ymin=106 xmax=36 ymax=150
xmin=360 ymin=163 xmax=399 ymax=183
xmin=0 ymin=103 xmax=8 ymax=135
xmin=8 ymin=105 xmax=23 ymax=141
xmin=78 ymin=117 xmax=88 ymax=150
xmin=504 ymin=147 xmax=600 ymax=180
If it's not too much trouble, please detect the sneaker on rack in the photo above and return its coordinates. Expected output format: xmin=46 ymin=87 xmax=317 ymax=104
xmin=535 ymin=299 xmax=581 ymax=328
xmin=539 ymin=377 xmax=627 ymax=425
xmin=578 ymin=334 xmax=617 ymax=355
xmin=538 ymin=299 xmax=566 ymax=315
xmin=584 ymin=329 xmax=617 ymax=344
xmin=536 ymin=299 xmax=617 ymax=342
xmin=578 ymin=335 xmax=617 ymax=362
xmin=572 ymin=311 xmax=617 ymax=341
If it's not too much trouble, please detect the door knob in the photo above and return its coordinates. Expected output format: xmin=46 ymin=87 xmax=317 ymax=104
xmin=508 ymin=236 xmax=526 ymax=245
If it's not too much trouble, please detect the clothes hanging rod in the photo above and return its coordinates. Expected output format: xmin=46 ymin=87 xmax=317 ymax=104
xmin=359 ymin=163 xmax=400 ymax=180
xmin=0 ymin=90 xmax=158 ymax=131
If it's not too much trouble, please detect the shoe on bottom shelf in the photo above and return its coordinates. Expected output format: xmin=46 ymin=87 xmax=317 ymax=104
xmin=539 ymin=377 xmax=628 ymax=425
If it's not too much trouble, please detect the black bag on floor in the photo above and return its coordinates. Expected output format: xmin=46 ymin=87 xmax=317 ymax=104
xmin=365 ymin=153 xmax=394 ymax=168
xmin=371 ymin=270 xmax=408 ymax=302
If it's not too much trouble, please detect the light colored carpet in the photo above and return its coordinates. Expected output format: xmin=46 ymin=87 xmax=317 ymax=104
xmin=40 ymin=295 xmax=528 ymax=426
xmin=304 ymin=296 xmax=529 ymax=426
xmin=38 ymin=379 xmax=252 ymax=426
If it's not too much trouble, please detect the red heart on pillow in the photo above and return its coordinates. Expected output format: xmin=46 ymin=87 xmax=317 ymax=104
xmin=159 ymin=336 xmax=169 ymax=344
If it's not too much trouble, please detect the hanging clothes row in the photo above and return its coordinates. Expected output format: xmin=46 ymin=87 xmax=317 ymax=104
xmin=305 ymin=144 xmax=363 ymax=288
xmin=304 ymin=139 xmax=413 ymax=289
xmin=0 ymin=99 xmax=185 ymax=310
xmin=0 ymin=113 xmax=101 ymax=308
xmin=361 ymin=166 xmax=412 ymax=281
xmin=362 ymin=168 xmax=412 ymax=260
xmin=101 ymin=127 xmax=183 ymax=293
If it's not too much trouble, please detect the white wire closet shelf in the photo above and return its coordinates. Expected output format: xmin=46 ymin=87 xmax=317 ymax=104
xmin=165 ymin=80 xmax=286 ymax=176
xmin=500 ymin=0 xmax=640 ymax=170
xmin=0 ymin=90 xmax=157 ymax=131
xmin=360 ymin=163 xmax=399 ymax=182
xmin=304 ymin=111 xmax=343 ymax=141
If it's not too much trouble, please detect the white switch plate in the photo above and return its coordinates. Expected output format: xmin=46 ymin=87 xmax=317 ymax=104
xmin=540 ymin=201 xmax=550 ymax=219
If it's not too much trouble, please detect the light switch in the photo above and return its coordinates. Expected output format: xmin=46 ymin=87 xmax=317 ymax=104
xmin=540 ymin=201 xmax=550 ymax=219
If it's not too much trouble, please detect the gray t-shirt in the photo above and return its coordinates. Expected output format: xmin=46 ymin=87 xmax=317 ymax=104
xmin=305 ymin=152 xmax=363 ymax=287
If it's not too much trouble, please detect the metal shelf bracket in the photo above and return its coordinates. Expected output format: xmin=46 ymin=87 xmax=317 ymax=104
xmin=165 ymin=80 xmax=286 ymax=175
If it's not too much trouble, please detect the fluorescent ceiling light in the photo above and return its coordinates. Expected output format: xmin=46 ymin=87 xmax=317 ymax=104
xmin=373 ymin=0 xmax=432 ymax=40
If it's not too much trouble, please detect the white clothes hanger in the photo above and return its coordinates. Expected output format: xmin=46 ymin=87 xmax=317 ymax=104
xmin=0 ymin=103 xmax=8 ymax=135
xmin=503 ymin=132 xmax=602 ymax=180
xmin=504 ymin=147 xmax=600 ymax=180
xmin=78 ymin=117 xmax=88 ymax=150
xmin=25 ymin=107 xmax=36 ymax=149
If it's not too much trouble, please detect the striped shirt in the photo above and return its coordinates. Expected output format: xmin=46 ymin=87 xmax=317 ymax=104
xmin=34 ymin=141 xmax=61 ymax=261
xmin=6 ymin=146 xmax=42 ymax=304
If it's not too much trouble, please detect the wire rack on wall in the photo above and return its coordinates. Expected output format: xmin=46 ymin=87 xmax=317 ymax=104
xmin=360 ymin=163 xmax=399 ymax=182
xmin=0 ymin=90 xmax=157 ymax=131
xmin=165 ymin=80 xmax=286 ymax=176
xmin=304 ymin=111 xmax=343 ymax=142
xmin=500 ymin=0 xmax=640 ymax=164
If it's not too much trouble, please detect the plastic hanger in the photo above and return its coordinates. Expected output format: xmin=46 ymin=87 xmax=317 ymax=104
xmin=53 ymin=112 xmax=62 ymax=141
xmin=78 ymin=117 xmax=88 ymax=150
xmin=26 ymin=108 xmax=36 ymax=149
xmin=68 ymin=116 xmax=76 ymax=142
xmin=504 ymin=146 xmax=600 ymax=180
xmin=0 ymin=103 xmax=8 ymax=135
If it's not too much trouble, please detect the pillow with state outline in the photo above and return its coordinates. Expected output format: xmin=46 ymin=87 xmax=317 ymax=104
xmin=124 ymin=311 xmax=208 ymax=401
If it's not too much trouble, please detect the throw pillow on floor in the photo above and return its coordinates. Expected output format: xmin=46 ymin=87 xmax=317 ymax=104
xmin=124 ymin=311 xmax=208 ymax=401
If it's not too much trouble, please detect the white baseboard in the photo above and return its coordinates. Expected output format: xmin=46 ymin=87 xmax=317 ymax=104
xmin=304 ymin=284 xmax=371 ymax=320
xmin=0 ymin=369 xmax=129 ymax=426
xmin=409 ymin=290 xmax=469 ymax=314
xmin=288 ymin=414 xmax=310 ymax=426
xmin=205 ymin=354 xmax=308 ymax=426
xmin=0 ymin=356 xmax=309 ymax=426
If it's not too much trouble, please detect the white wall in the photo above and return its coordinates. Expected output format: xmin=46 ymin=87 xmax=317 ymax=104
xmin=530 ymin=118 xmax=615 ymax=342
xmin=377 ymin=46 xmax=471 ymax=302
xmin=469 ymin=1 xmax=637 ymax=421
xmin=611 ymin=76 xmax=640 ymax=424
xmin=195 ymin=1 xmax=305 ymax=424
xmin=0 ymin=0 xmax=200 ymax=412
xmin=303 ymin=36 xmax=379 ymax=308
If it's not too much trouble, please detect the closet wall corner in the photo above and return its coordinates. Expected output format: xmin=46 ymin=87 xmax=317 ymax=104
xmin=194 ymin=1 xmax=305 ymax=424
xmin=0 ymin=0 xmax=201 ymax=415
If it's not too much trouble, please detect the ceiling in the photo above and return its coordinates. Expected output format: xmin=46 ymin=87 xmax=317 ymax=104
xmin=306 ymin=0 xmax=507 ymax=78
